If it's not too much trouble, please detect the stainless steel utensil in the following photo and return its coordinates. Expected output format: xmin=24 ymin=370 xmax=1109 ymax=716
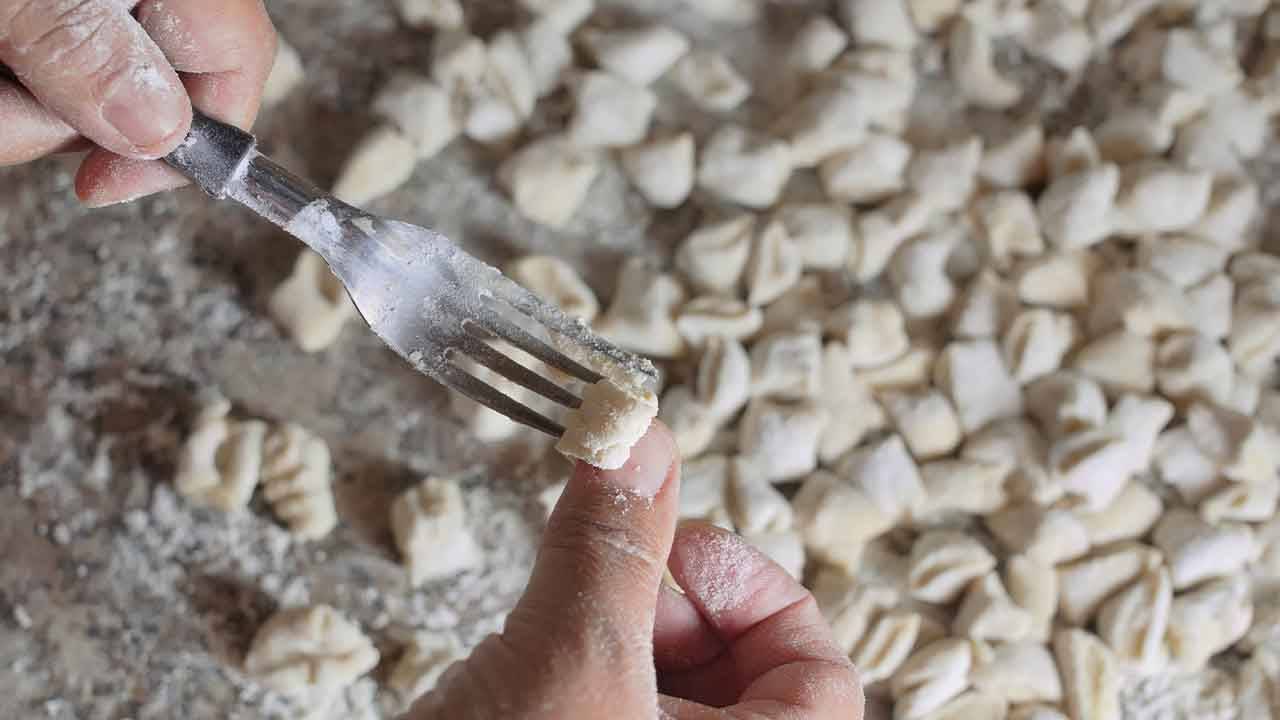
xmin=165 ymin=110 xmax=657 ymax=437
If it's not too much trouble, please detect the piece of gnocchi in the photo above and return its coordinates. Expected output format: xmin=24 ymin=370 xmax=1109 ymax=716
xmin=331 ymin=125 xmax=419 ymax=206
xmin=970 ymin=641 xmax=1062 ymax=705
xmin=853 ymin=610 xmax=922 ymax=683
xmin=244 ymin=605 xmax=379 ymax=696
xmin=772 ymin=203 xmax=854 ymax=271
xmin=908 ymin=531 xmax=997 ymax=604
xmin=963 ymin=420 xmax=1055 ymax=506
xmin=952 ymin=270 xmax=1020 ymax=339
xmin=737 ymin=399 xmax=828 ymax=483
xmin=1025 ymin=372 xmax=1107 ymax=437
xmin=1110 ymin=161 xmax=1213 ymax=236
xmin=1077 ymin=481 xmax=1163 ymax=546
xmin=671 ymin=50 xmax=751 ymax=112
xmin=269 ymin=250 xmax=357 ymax=353
xmin=1152 ymin=508 xmax=1257 ymax=591
xmin=388 ymin=632 xmax=464 ymax=701
xmin=1070 ymin=330 xmax=1156 ymax=395
xmin=950 ymin=16 xmax=1021 ymax=109
xmin=567 ymin=71 xmax=657 ymax=148
xmin=1096 ymin=563 xmax=1172 ymax=673
xmin=1166 ymin=575 xmax=1253 ymax=671
xmin=787 ymin=15 xmax=848 ymax=72
xmin=890 ymin=230 xmax=959 ymax=319
xmin=881 ymin=389 xmax=963 ymax=461
xmin=953 ymin=572 xmax=1034 ymax=643
xmin=1186 ymin=401 xmax=1280 ymax=486
xmin=391 ymin=477 xmax=482 ymax=586
xmin=697 ymin=125 xmax=794 ymax=208
xmin=792 ymin=471 xmax=893 ymax=573
xmin=372 ymin=74 xmax=459 ymax=160
xmin=1053 ymin=629 xmax=1120 ymax=720
xmin=1056 ymin=542 xmax=1161 ymax=626
xmin=917 ymin=459 xmax=1008 ymax=518
xmin=838 ymin=434 xmax=926 ymax=522
xmin=579 ymin=24 xmax=690 ymax=86
xmin=674 ymin=213 xmax=754 ymax=297
xmin=263 ymin=38 xmax=305 ymax=106
xmin=619 ymin=132 xmax=696 ymax=209
xmin=1037 ymin=165 xmax=1119 ymax=249
xmin=678 ymin=455 xmax=733 ymax=528
xmin=1003 ymin=309 xmax=1078 ymax=384
xmin=749 ymin=328 xmax=823 ymax=400
xmin=816 ymin=343 xmax=887 ymax=464
xmin=175 ymin=400 xmax=267 ymax=513
xmin=394 ymin=0 xmax=464 ymax=29
xmin=890 ymin=638 xmax=972 ymax=720
xmin=1088 ymin=269 xmax=1191 ymax=338
xmin=973 ymin=191 xmax=1045 ymax=272
xmin=676 ymin=297 xmax=761 ymax=348
xmin=774 ymin=88 xmax=868 ymax=168
xmin=1004 ymin=555 xmax=1058 ymax=642
xmin=498 ymin=134 xmax=601 ymax=228
xmin=659 ymin=385 xmax=718 ymax=459
xmin=980 ymin=123 xmax=1045 ymax=190
xmin=595 ymin=258 xmax=687 ymax=359
xmin=934 ymin=339 xmax=1024 ymax=434
xmin=558 ymin=379 xmax=660 ymax=470
xmin=505 ymin=256 xmax=600 ymax=323
xmin=695 ymin=335 xmax=751 ymax=422
xmin=838 ymin=0 xmax=918 ymax=49
xmin=1154 ymin=333 xmax=1234 ymax=407
xmin=819 ymin=133 xmax=912 ymax=204
xmin=260 ymin=424 xmax=339 ymax=541
xmin=744 ymin=220 xmax=803 ymax=307
xmin=519 ymin=0 xmax=594 ymax=33
xmin=907 ymin=137 xmax=983 ymax=213
xmin=826 ymin=299 xmax=910 ymax=369
xmin=728 ymin=457 xmax=793 ymax=534
xmin=985 ymin=503 xmax=1089 ymax=567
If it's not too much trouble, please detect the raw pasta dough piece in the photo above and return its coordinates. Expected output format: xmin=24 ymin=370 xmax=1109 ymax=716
xmin=744 ymin=220 xmax=803 ymax=307
xmin=826 ymin=300 xmax=910 ymax=369
xmin=389 ymin=632 xmax=464 ymax=700
xmin=244 ymin=605 xmax=379 ymax=696
xmin=816 ymin=342 xmax=886 ymax=464
xmin=853 ymin=610 xmax=921 ymax=683
xmin=838 ymin=434 xmax=925 ymax=522
xmin=970 ymin=641 xmax=1062 ymax=705
xmin=567 ymin=72 xmax=657 ymax=148
xmin=619 ymin=132 xmax=695 ymax=209
xmin=175 ymin=401 xmax=267 ymax=513
xmin=890 ymin=638 xmax=972 ymax=719
xmin=372 ymin=74 xmax=459 ymax=160
xmin=881 ymin=389 xmax=963 ymax=461
xmin=391 ymin=477 xmax=482 ymax=586
xmin=671 ymin=50 xmax=751 ymax=112
xmin=737 ymin=399 xmax=828 ymax=483
xmin=1056 ymin=543 xmax=1161 ymax=625
xmin=1166 ymin=575 xmax=1254 ymax=671
xmin=394 ymin=0 xmax=464 ymax=29
xmin=332 ymin=125 xmax=419 ymax=206
xmin=1096 ymin=563 xmax=1172 ymax=673
xmin=1053 ymin=629 xmax=1120 ymax=720
xmin=498 ymin=135 xmax=601 ymax=228
xmin=697 ymin=124 xmax=793 ymax=208
xmin=749 ymin=328 xmax=822 ymax=400
xmin=263 ymin=38 xmax=304 ymax=106
xmin=908 ymin=530 xmax=996 ymax=604
xmin=505 ymin=255 xmax=599 ymax=322
xmin=676 ymin=297 xmax=762 ymax=348
xmin=269 ymin=250 xmax=357 ymax=353
xmin=934 ymin=339 xmax=1023 ymax=434
xmin=261 ymin=423 xmax=339 ymax=540
xmin=792 ymin=471 xmax=892 ymax=572
xmin=579 ymin=25 xmax=690 ymax=86
xmin=674 ymin=214 xmax=754 ymax=296
xmin=595 ymin=258 xmax=686 ymax=358
xmin=953 ymin=571 xmax=1034 ymax=642
xmin=557 ymin=379 xmax=659 ymax=470
xmin=1152 ymin=508 xmax=1256 ymax=590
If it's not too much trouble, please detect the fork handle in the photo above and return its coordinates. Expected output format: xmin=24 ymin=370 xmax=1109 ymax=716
xmin=164 ymin=109 xmax=258 ymax=199
xmin=163 ymin=110 xmax=348 ymax=254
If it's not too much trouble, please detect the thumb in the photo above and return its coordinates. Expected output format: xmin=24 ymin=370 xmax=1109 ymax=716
xmin=0 ymin=0 xmax=192 ymax=159
xmin=510 ymin=421 xmax=681 ymax=656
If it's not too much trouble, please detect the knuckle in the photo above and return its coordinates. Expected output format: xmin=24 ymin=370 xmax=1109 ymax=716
xmin=7 ymin=1 xmax=113 ymax=73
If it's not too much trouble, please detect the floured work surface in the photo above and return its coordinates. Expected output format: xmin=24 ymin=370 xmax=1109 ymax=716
xmin=3 ymin=0 xmax=1280 ymax=718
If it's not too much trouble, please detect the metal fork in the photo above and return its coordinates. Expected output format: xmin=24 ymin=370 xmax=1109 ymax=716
xmin=164 ymin=111 xmax=658 ymax=437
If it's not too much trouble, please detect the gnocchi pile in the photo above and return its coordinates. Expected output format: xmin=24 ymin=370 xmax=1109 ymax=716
xmin=205 ymin=0 xmax=1280 ymax=714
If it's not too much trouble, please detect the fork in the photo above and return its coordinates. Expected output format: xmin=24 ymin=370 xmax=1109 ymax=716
xmin=164 ymin=110 xmax=658 ymax=437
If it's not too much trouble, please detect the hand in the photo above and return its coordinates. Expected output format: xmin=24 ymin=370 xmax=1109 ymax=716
xmin=410 ymin=423 xmax=863 ymax=719
xmin=0 ymin=0 xmax=277 ymax=206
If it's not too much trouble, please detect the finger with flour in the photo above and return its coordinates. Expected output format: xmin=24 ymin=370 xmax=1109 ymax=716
xmin=76 ymin=0 xmax=277 ymax=206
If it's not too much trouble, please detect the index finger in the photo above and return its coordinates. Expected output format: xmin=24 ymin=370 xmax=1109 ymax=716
xmin=662 ymin=524 xmax=864 ymax=717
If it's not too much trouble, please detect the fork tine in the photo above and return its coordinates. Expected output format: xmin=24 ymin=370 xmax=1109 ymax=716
xmin=484 ymin=274 xmax=660 ymax=384
xmin=435 ymin=362 xmax=566 ymax=437
xmin=453 ymin=331 xmax=583 ymax=409
xmin=460 ymin=299 xmax=607 ymax=385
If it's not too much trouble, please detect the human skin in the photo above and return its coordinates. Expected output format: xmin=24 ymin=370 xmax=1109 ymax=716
xmin=0 ymin=0 xmax=277 ymax=206
xmin=411 ymin=423 xmax=864 ymax=720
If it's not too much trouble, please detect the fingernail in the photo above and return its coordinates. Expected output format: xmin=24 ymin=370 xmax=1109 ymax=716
xmin=102 ymin=65 xmax=188 ymax=157
xmin=593 ymin=423 xmax=674 ymax=498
